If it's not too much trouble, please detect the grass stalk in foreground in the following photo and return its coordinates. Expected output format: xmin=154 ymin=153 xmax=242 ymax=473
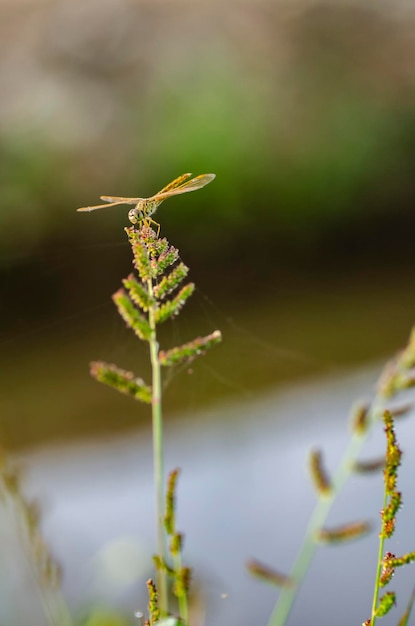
xmin=0 ymin=450 xmax=73 ymax=626
xmin=363 ymin=410 xmax=415 ymax=626
xmin=90 ymin=226 xmax=221 ymax=622
xmin=253 ymin=328 xmax=415 ymax=626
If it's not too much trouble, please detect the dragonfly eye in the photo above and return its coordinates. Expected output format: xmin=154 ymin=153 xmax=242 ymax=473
xmin=128 ymin=208 xmax=140 ymax=225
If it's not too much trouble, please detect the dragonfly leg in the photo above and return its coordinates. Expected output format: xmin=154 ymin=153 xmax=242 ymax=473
xmin=140 ymin=217 xmax=160 ymax=237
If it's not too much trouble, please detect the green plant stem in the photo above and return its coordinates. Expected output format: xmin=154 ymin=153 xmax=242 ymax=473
xmin=22 ymin=553 xmax=56 ymax=626
xmin=370 ymin=490 xmax=388 ymax=626
xmin=267 ymin=404 xmax=384 ymax=626
xmin=174 ymin=552 xmax=188 ymax=625
xmin=42 ymin=589 xmax=73 ymax=626
xmin=148 ymin=278 xmax=168 ymax=616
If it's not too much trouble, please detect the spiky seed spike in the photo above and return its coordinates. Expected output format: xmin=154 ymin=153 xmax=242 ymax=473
xmin=128 ymin=223 xmax=180 ymax=278
xmin=352 ymin=458 xmax=385 ymax=473
xmin=380 ymin=552 xmax=396 ymax=587
xmin=152 ymin=556 xmax=174 ymax=576
xmin=317 ymin=520 xmax=371 ymax=543
xmin=375 ymin=592 xmax=396 ymax=617
xmin=159 ymin=331 xmax=222 ymax=367
xmin=90 ymin=361 xmax=152 ymax=403
xmin=150 ymin=236 xmax=169 ymax=258
xmin=170 ymin=532 xmax=183 ymax=556
xmin=382 ymin=491 xmax=402 ymax=538
xmin=174 ymin=566 xmax=192 ymax=597
xmin=164 ymin=468 xmax=180 ymax=535
xmin=388 ymin=552 xmax=415 ymax=569
xmin=350 ymin=402 xmax=370 ymax=435
xmin=146 ymin=578 xmax=160 ymax=625
xmin=154 ymin=283 xmax=195 ymax=325
xmin=384 ymin=410 xmax=400 ymax=464
xmin=153 ymin=245 xmax=180 ymax=276
xmin=126 ymin=227 xmax=154 ymax=282
xmin=388 ymin=403 xmax=413 ymax=419
xmin=246 ymin=559 xmax=294 ymax=588
xmin=153 ymin=263 xmax=189 ymax=301
xmin=309 ymin=449 xmax=332 ymax=497
xmin=123 ymin=274 xmax=155 ymax=312
xmin=113 ymin=289 xmax=152 ymax=340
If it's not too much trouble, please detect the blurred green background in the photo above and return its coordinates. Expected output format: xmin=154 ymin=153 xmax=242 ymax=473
xmin=1 ymin=0 xmax=415 ymax=449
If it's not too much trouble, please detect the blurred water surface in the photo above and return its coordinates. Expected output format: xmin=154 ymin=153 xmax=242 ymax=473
xmin=2 ymin=364 xmax=415 ymax=626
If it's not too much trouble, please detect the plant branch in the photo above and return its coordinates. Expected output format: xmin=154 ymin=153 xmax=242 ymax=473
xmin=147 ymin=275 xmax=168 ymax=616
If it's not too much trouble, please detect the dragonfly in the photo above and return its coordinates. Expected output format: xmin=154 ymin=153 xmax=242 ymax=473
xmin=77 ymin=172 xmax=215 ymax=232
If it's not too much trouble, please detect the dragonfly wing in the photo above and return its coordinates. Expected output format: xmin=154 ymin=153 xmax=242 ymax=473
xmin=153 ymin=173 xmax=216 ymax=200
xmin=77 ymin=201 xmax=133 ymax=212
xmin=77 ymin=173 xmax=214 ymax=213
xmin=100 ymin=196 xmax=140 ymax=203
xmin=157 ymin=173 xmax=192 ymax=195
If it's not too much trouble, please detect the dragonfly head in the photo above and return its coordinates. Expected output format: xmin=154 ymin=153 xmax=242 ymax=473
xmin=128 ymin=207 xmax=141 ymax=225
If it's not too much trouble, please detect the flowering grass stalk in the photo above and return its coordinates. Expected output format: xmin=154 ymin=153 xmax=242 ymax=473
xmin=90 ymin=225 xmax=221 ymax=622
xmin=363 ymin=410 xmax=415 ymax=626
xmin=248 ymin=328 xmax=415 ymax=626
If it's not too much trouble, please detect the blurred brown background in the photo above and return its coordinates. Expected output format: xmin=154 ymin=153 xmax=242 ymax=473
xmin=2 ymin=4 xmax=415 ymax=626
xmin=1 ymin=0 xmax=415 ymax=449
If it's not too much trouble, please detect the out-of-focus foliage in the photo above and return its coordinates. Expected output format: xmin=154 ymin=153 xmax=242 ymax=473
xmin=81 ymin=608 xmax=131 ymax=626
xmin=1 ymin=0 xmax=414 ymax=265
xmin=2 ymin=0 xmax=415 ymax=450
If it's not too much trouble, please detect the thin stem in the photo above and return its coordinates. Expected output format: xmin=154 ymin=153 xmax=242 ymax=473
xmin=148 ymin=277 xmax=168 ymax=615
xmin=22 ymin=551 xmax=56 ymax=626
xmin=174 ymin=552 xmax=188 ymax=625
xmin=370 ymin=489 xmax=388 ymax=626
xmin=267 ymin=402 xmax=384 ymax=626
xmin=41 ymin=589 xmax=73 ymax=626
xmin=4 ymin=491 xmax=73 ymax=626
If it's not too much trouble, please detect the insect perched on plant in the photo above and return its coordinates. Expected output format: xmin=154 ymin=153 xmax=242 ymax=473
xmin=77 ymin=172 xmax=215 ymax=233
